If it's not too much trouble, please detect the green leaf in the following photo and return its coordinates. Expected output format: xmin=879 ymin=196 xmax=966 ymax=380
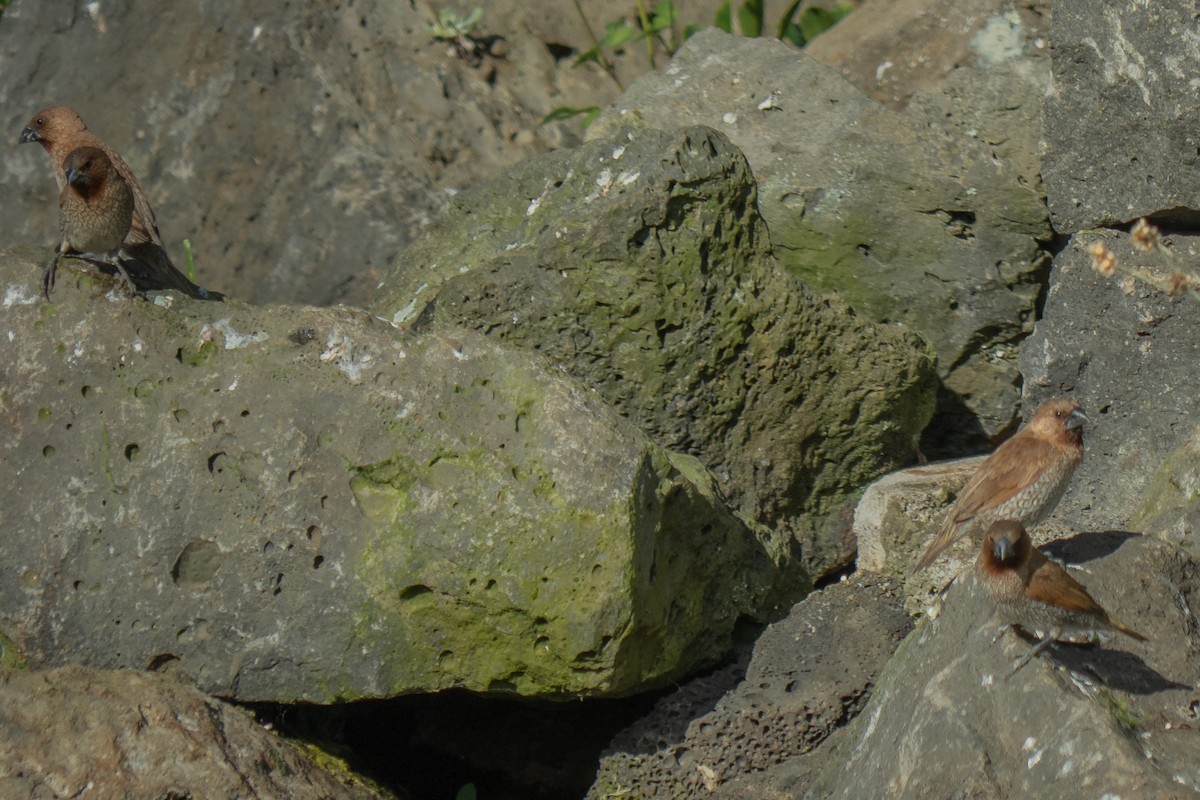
xmin=780 ymin=22 xmax=805 ymax=47
xmin=736 ymin=0 xmax=764 ymax=37
xmin=798 ymin=5 xmax=852 ymax=42
xmin=183 ymin=239 xmax=196 ymax=283
xmin=683 ymin=22 xmax=704 ymax=39
xmin=601 ymin=19 xmax=638 ymax=49
xmin=573 ymin=45 xmax=602 ymax=66
xmin=455 ymin=785 xmax=477 ymax=800
xmin=714 ymin=0 xmax=732 ymax=32
xmin=577 ymin=107 xmax=602 ymax=130
xmin=540 ymin=106 xmax=601 ymax=127
xmin=647 ymin=0 xmax=678 ymax=31
xmin=775 ymin=0 xmax=804 ymax=39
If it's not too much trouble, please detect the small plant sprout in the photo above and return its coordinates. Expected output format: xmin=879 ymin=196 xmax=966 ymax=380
xmin=430 ymin=7 xmax=483 ymax=42
xmin=544 ymin=1 xmax=854 ymax=130
xmin=430 ymin=8 xmax=503 ymax=68
xmin=715 ymin=0 xmax=854 ymax=47
xmin=183 ymin=238 xmax=196 ymax=283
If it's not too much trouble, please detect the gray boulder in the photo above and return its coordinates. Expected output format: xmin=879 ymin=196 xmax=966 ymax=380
xmin=0 ymin=665 xmax=396 ymax=799
xmin=806 ymin=0 xmax=1051 ymax=109
xmin=0 ymin=248 xmax=788 ymax=702
xmin=371 ymin=124 xmax=937 ymax=580
xmin=589 ymin=28 xmax=1052 ymax=450
xmin=1019 ymin=231 xmax=1200 ymax=534
xmin=1044 ymin=0 xmax=1200 ymax=231
xmin=805 ymin=535 xmax=1200 ymax=798
xmin=1132 ymin=422 xmax=1200 ymax=560
xmin=0 ymin=0 xmax=623 ymax=306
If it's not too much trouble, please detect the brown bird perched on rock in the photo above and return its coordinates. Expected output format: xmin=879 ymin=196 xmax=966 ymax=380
xmin=978 ymin=520 xmax=1147 ymax=676
xmin=914 ymin=397 xmax=1088 ymax=571
xmin=45 ymin=146 xmax=138 ymax=298
xmin=20 ymin=106 xmax=222 ymax=300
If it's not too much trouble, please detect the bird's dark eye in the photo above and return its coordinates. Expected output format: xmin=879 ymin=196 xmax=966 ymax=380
xmin=35 ymin=117 xmax=45 ymax=127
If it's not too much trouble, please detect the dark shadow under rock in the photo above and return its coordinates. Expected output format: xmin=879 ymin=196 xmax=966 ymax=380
xmin=587 ymin=573 xmax=913 ymax=798
xmin=253 ymin=688 xmax=669 ymax=800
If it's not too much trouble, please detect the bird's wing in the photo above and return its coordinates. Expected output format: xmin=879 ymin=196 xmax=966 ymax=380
xmin=1024 ymin=554 xmax=1105 ymax=615
xmin=943 ymin=438 xmax=1057 ymax=527
xmin=912 ymin=438 xmax=1057 ymax=571
xmin=99 ymin=144 xmax=161 ymax=246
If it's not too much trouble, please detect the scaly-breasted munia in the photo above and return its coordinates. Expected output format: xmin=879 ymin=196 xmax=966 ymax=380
xmin=20 ymin=106 xmax=222 ymax=300
xmin=914 ymin=398 xmax=1088 ymax=571
xmin=45 ymin=146 xmax=137 ymax=298
xmin=978 ymin=520 xmax=1146 ymax=676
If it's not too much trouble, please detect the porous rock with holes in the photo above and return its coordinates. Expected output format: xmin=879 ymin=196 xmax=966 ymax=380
xmin=588 ymin=28 xmax=1052 ymax=454
xmin=0 ymin=246 xmax=793 ymax=703
xmin=588 ymin=574 xmax=913 ymax=798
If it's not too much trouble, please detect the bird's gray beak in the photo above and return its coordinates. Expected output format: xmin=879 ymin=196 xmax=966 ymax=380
xmin=19 ymin=127 xmax=40 ymax=144
xmin=1065 ymin=408 xmax=1089 ymax=430
xmin=993 ymin=536 xmax=1015 ymax=562
xmin=65 ymin=166 xmax=82 ymax=187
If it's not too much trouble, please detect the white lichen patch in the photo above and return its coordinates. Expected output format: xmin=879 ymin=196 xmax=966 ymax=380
xmin=320 ymin=327 xmax=373 ymax=383
xmin=526 ymin=184 xmax=553 ymax=217
xmin=971 ymin=12 xmax=1024 ymax=66
xmin=586 ymin=169 xmax=615 ymax=201
xmin=1021 ymin=735 xmax=1046 ymax=770
xmin=210 ymin=318 xmax=269 ymax=349
xmin=390 ymin=283 xmax=428 ymax=326
xmin=3 ymin=284 xmax=39 ymax=307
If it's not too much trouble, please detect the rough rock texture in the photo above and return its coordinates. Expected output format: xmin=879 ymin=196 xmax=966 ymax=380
xmin=853 ymin=457 xmax=984 ymax=611
xmin=1043 ymin=0 xmax=1200 ymax=232
xmin=1 ymin=0 xmax=687 ymax=307
xmin=0 ymin=665 xmax=395 ymax=800
xmin=587 ymin=573 xmax=913 ymax=799
xmin=1132 ymin=422 xmax=1200 ymax=561
xmin=1018 ymin=231 xmax=1200 ymax=535
xmin=807 ymin=0 xmax=1051 ymax=109
xmin=589 ymin=28 xmax=1052 ymax=450
xmin=806 ymin=535 xmax=1200 ymax=799
xmin=373 ymin=124 xmax=937 ymax=579
xmin=0 ymin=248 xmax=791 ymax=703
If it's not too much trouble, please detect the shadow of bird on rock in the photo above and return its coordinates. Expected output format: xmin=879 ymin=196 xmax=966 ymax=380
xmin=1041 ymin=530 xmax=1142 ymax=565
xmin=1009 ymin=626 xmax=1189 ymax=695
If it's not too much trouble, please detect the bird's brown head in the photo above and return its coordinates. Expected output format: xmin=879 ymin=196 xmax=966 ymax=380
xmin=1026 ymin=397 xmax=1088 ymax=446
xmin=19 ymin=106 xmax=87 ymax=147
xmin=63 ymin=146 xmax=115 ymax=197
xmin=980 ymin=520 xmax=1031 ymax=574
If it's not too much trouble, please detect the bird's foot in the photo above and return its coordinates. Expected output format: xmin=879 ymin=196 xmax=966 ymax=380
xmin=1005 ymin=633 xmax=1058 ymax=680
xmin=112 ymin=257 xmax=140 ymax=297
xmin=40 ymin=255 xmax=60 ymax=301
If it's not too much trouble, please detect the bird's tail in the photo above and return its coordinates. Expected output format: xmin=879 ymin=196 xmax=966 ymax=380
xmin=913 ymin=522 xmax=962 ymax=571
xmin=121 ymin=243 xmax=224 ymax=301
xmin=1106 ymin=615 xmax=1148 ymax=642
